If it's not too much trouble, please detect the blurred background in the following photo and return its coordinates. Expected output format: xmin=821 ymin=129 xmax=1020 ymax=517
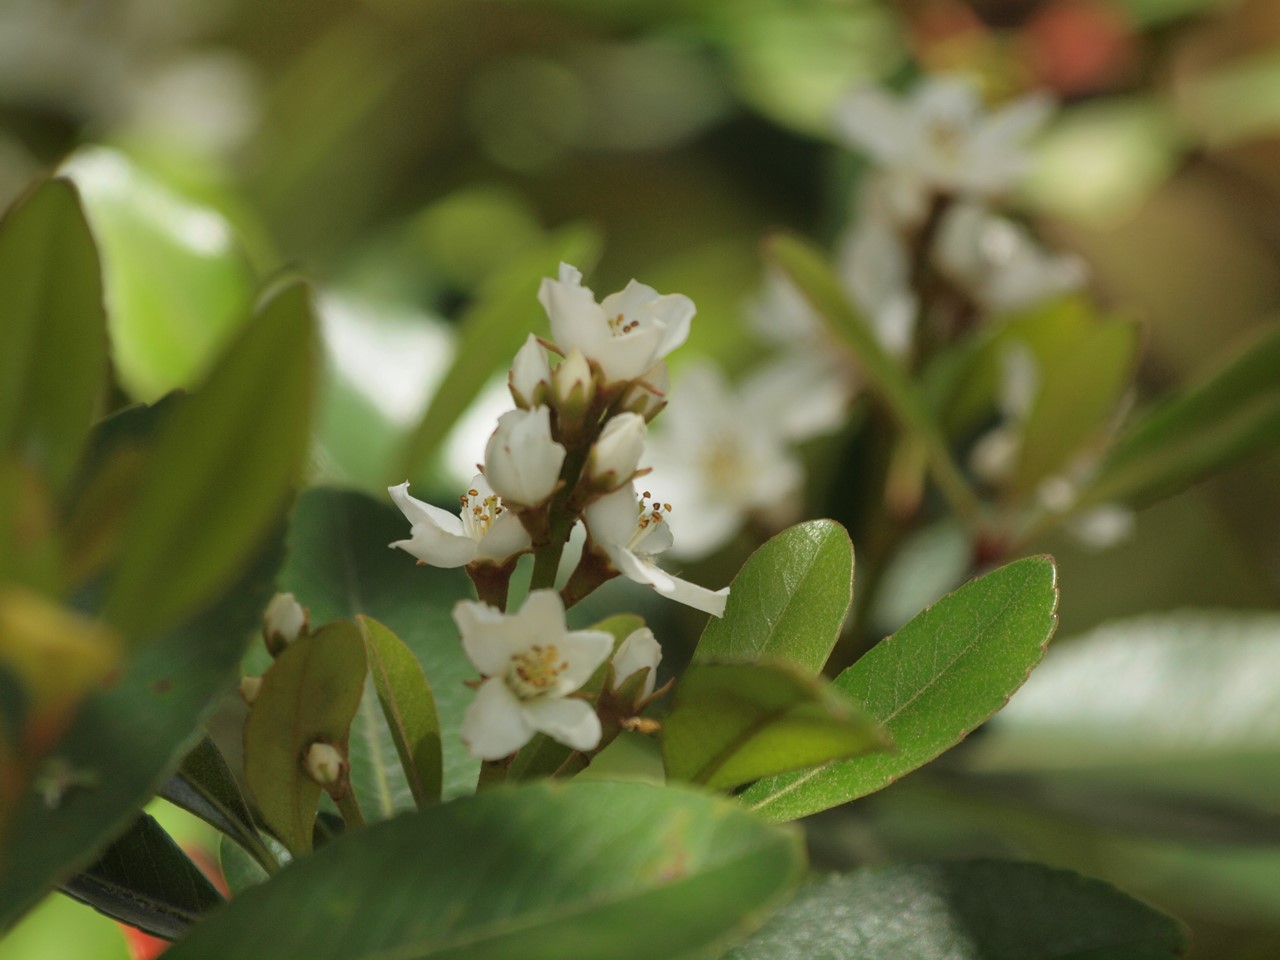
xmin=3 ymin=0 xmax=1279 ymax=957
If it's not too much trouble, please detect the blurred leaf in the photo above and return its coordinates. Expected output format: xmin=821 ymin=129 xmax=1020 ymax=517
xmin=0 ymin=177 xmax=106 ymax=498
xmin=62 ymin=148 xmax=255 ymax=402
xmin=0 ymin=523 xmax=284 ymax=930
xmin=218 ymin=833 xmax=269 ymax=899
xmin=741 ymin=556 xmax=1059 ymax=821
xmin=105 ymin=281 xmax=316 ymax=641
xmin=278 ymin=489 xmax=479 ymax=800
xmin=60 ymin=812 xmax=223 ymax=942
xmin=357 ymin=615 xmax=442 ymax=809
xmin=160 ymin=737 xmax=275 ymax=874
xmin=399 ymin=224 xmax=601 ymax=480
xmin=164 ymin=781 xmax=804 ymax=960
xmin=694 ymin=520 xmax=853 ymax=674
xmin=768 ymin=232 xmax=981 ymax=523
xmin=662 ymin=662 xmax=888 ymax=792
xmin=723 ymin=860 xmax=1188 ymax=959
xmin=244 ymin=621 xmax=367 ymax=856
xmin=1086 ymin=323 xmax=1280 ymax=507
xmin=967 ymin=611 xmax=1280 ymax=809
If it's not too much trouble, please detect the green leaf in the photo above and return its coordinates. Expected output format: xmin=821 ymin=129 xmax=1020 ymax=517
xmin=105 ymin=281 xmax=317 ymax=641
xmin=279 ymin=488 xmax=479 ymax=800
xmin=766 ymin=232 xmax=981 ymax=524
xmin=357 ymin=615 xmax=443 ymax=808
xmin=219 ymin=833 xmax=270 ymax=899
xmin=164 ymin=781 xmax=805 ymax=960
xmin=662 ymin=662 xmax=888 ymax=791
xmin=244 ymin=621 xmax=368 ymax=856
xmin=740 ymin=556 xmax=1059 ymax=821
xmin=967 ymin=611 xmax=1280 ymax=808
xmin=398 ymin=224 xmax=601 ymax=479
xmin=693 ymin=520 xmax=853 ymax=673
xmin=1086 ymin=322 xmax=1280 ymax=506
xmin=0 ymin=177 xmax=106 ymax=497
xmin=61 ymin=148 xmax=255 ymax=402
xmin=0 ymin=518 xmax=284 ymax=930
xmin=59 ymin=813 xmax=223 ymax=942
xmin=160 ymin=737 xmax=276 ymax=874
xmin=723 ymin=860 xmax=1188 ymax=960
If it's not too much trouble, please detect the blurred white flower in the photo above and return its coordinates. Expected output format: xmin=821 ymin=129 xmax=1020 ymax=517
xmin=584 ymin=484 xmax=729 ymax=617
xmin=455 ymin=590 xmax=613 ymax=759
xmin=644 ymin=357 xmax=848 ymax=559
xmin=483 ymin=406 xmax=566 ymax=507
xmin=935 ymin=201 xmax=1087 ymax=314
xmin=538 ymin=262 xmax=694 ymax=383
xmin=834 ymin=75 xmax=1052 ymax=218
xmin=970 ymin=343 xmax=1039 ymax=485
xmin=835 ymin=209 xmax=919 ymax=359
xmin=388 ymin=475 xmax=529 ymax=568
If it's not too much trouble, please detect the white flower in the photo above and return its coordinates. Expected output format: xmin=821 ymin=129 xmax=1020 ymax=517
xmin=455 ymin=590 xmax=613 ymax=759
xmin=483 ymin=406 xmax=566 ymax=506
xmin=263 ymin=592 xmax=307 ymax=648
xmin=970 ymin=343 xmax=1039 ymax=485
xmin=509 ymin=333 xmax=551 ymax=408
xmin=935 ymin=201 xmax=1086 ymax=314
xmin=584 ymin=483 xmax=730 ymax=617
xmin=388 ymin=475 xmax=530 ymax=568
xmin=834 ymin=75 xmax=1053 ymax=213
xmin=644 ymin=358 xmax=847 ymax=559
xmin=538 ymin=262 xmax=694 ymax=383
xmin=611 ymin=627 xmax=662 ymax=700
xmin=586 ymin=412 xmax=647 ymax=490
xmin=835 ymin=208 xmax=919 ymax=358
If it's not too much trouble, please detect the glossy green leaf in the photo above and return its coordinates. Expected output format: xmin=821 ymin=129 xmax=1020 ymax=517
xmin=244 ymin=621 xmax=368 ymax=856
xmin=767 ymin=232 xmax=981 ymax=523
xmin=0 ymin=177 xmax=106 ymax=497
xmin=662 ymin=662 xmax=888 ymax=791
xmin=741 ymin=556 xmax=1059 ymax=821
xmin=0 ymin=517 xmax=284 ymax=930
xmin=278 ymin=488 xmax=479 ymax=800
xmin=399 ymin=224 xmax=600 ymax=479
xmin=967 ymin=611 xmax=1280 ymax=807
xmin=724 ymin=860 xmax=1188 ymax=960
xmin=165 ymin=781 xmax=804 ymax=960
xmin=693 ymin=520 xmax=853 ymax=674
xmin=105 ymin=281 xmax=317 ymax=641
xmin=160 ymin=737 xmax=276 ymax=874
xmin=357 ymin=615 xmax=442 ymax=809
xmin=62 ymin=148 xmax=255 ymax=402
xmin=59 ymin=813 xmax=223 ymax=942
xmin=1086 ymin=323 xmax=1280 ymax=506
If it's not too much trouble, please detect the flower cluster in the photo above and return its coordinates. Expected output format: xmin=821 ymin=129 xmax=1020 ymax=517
xmin=389 ymin=263 xmax=728 ymax=760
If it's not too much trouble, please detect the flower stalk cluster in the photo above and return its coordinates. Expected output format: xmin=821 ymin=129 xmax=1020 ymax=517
xmin=388 ymin=263 xmax=728 ymax=764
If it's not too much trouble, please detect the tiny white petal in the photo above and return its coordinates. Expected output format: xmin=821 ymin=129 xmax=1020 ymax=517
xmin=462 ymin=677 xmax=533 ymax=760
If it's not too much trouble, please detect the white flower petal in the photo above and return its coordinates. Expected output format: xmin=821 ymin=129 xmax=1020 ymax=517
xmin=388 ymin=481 xmax=466 ymax=536
xmin=521 ymin=696 xmax=602 ymax=753
xmin=834 ymin=87 xmax=911 ymax=163
xmin=473 ymin=510 xmax=531 ymax=563
xmin=612 ymin=627 xmax=661 ymax=698
xmin=552 ymin=629 xmax=614 ymax=694
xmin=585 ymin=484 xmax=644 ymax=547
xmin=453 ymin=600 xmax=524 ymax=676
xmin=588 ymin=412 xmax=647 ymax=487
xmin=610 ymin=545 xmax=729 ymax=618
xmin=388 ymin=481 xmax=478 ymax=567
xmin=539 ymin=264 xmax=608 ymax=357
xmin=512 ymin=590 xmax=571 ymax=648
xmin=462 ymin=678 xmax=533 ymax=760
xmin=510 ymin=333 xmax=551 ymax=406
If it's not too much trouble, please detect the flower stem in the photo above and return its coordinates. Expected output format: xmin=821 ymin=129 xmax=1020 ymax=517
xmin=477 ymin=759 xmax=509 ymax=790
xmin=334 ymin=785 xmax=365 ymax=829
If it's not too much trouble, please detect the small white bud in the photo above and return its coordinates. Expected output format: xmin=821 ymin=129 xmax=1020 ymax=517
xmin=587 ymin=413 xmax=647 ymax=490
xmin=611 ymin=627 xmax=662 ymax=700
xmin=483 ymin=407 xmax=566 ymax=507
xmin=553 ymin=348 xmax=595 ymax=412
xmin=509 ymin=334 xmax=551 ymax=410
xmin=264 ymin=592 xmax=307 ymax=655
xmin=303 ymin=742 xmax=345 ymax=786
xmin=239 ymin=675 xmax=263 ymax=705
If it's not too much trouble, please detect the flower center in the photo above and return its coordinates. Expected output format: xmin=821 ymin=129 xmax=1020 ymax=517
xmin=927 ymin=121 xmax=964 ymax=162
xmin=459 ymin=488 xmax=505 ymax=541
xmin=630 ymin=491 xmax=673 ymax=551
xmin=608 ymin=312 xmax=643 ymax=339
xmin=507 ymin=643 xmax=569 ymax=699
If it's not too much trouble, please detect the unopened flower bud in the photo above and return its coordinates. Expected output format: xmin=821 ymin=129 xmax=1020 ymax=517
xmin=483 ymin=407 xmax=566 ymax=507
xmin=509 ymin=334 xmax=551 ymax=410
xmin=303 ymin=741 xmax=345 ymax=786
xmin=621 ymin=363 xmax=669 ymax=421
xmin=239 ymin=675 xmax=263 ymax=705
xmin=263 ymin=592 xmax=308 ymax=657
xmin=587 ymin=413 xmax=647 ymax=491
xmin=553 ymin=348 xmax=595 ymax=415
xmin=611 ymin=627 xmax=662 ymax=700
